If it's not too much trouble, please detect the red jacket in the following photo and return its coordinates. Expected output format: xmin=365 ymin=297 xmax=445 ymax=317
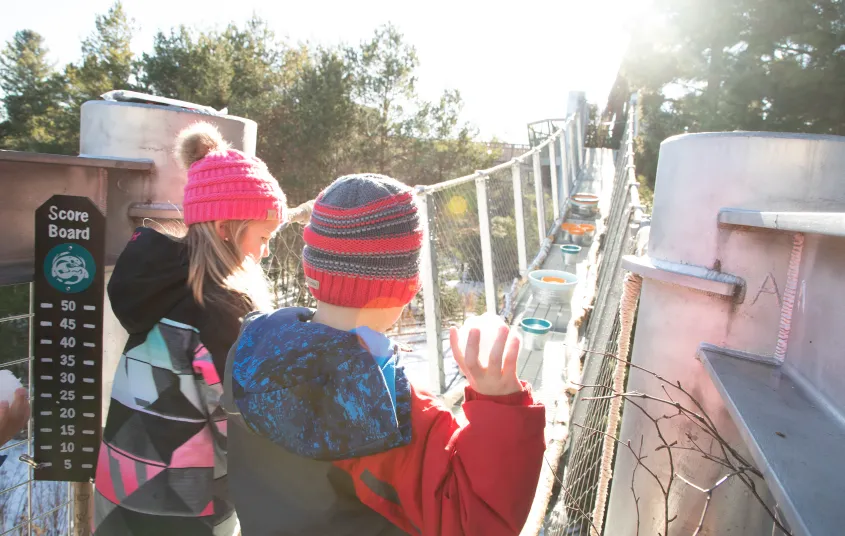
xmin=336 ymin=383 xmax=547 ymax=535
xmin=226 ymin=309 xmax=547 ymax=536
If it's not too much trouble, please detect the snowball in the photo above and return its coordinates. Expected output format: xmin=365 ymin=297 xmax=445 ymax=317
xmin=0 ymin=370 xmax=23 ymax=405
xmin=457 ymin=312 xmax=516 ymax=368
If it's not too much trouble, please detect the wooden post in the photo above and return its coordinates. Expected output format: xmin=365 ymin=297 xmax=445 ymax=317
xmin=72 ymin=482 xmax=93 ymax=536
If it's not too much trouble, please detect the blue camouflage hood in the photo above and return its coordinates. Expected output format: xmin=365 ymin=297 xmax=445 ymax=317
xmin=230 ymin=308 xmax=413 ymax=461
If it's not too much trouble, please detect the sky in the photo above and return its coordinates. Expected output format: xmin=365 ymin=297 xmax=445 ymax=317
xmin=1 ymin=0 xmax=646 ymax=144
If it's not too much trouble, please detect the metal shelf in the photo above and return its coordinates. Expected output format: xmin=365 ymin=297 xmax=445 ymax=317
xmin=622 ymin=255 xmax=744 ymax=300
xmin=697 ymin=344 xmax=845 ymax=536
xmin=718 ymin=208 xmax=845 ymax=237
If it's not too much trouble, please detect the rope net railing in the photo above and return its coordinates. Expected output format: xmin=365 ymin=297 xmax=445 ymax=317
xmin=546 ymin=94 xmax=647 ymax=536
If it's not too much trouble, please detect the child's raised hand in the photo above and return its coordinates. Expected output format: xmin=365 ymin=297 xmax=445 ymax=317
xmin=450 ymin=324 xmax=523 ymax=397
xmin=0 ymin=388 xmax=30 ymax=446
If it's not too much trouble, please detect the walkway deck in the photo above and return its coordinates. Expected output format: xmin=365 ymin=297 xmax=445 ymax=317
xmin=513 ymin=148 xmax=615 ymax=413
xmin=512 ymin=148 xmax=618 ymax=535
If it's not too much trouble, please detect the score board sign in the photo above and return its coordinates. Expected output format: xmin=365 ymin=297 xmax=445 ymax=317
xmin=33 ymin=195 xmax=105 ymax=482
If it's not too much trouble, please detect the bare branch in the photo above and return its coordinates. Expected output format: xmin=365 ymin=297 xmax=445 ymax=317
xmin=572 ymin=423 xmax=667 ymax=497
xmin=564 ymin=343 xmax=792 ymax=534
xmin=631 ymin=437 xmax=643 ymax=536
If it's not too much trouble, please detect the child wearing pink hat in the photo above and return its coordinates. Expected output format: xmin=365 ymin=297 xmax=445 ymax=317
xmin=93 ymin=122 xmax=296 ymax=535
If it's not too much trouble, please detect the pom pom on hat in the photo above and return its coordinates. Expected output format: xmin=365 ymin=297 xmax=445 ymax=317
xmin=175 ymin=122 xmax=231 ymax=169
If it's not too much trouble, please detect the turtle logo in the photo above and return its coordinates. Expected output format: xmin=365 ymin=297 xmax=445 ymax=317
xmin=44 ymin=244 xmax=96 ymax=293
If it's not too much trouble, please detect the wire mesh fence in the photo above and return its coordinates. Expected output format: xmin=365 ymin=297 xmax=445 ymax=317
xmin=268 ymin=224 xmax=312 ymax=310
xmin=0 ymin=283 xmax=73 ymax=536
xmin=543 ymin=182 xmax=555 ymax=238
xmin=430 ymin=181 xmax=486 ymax=328
xmin=546 ymin=95 xmax=644 ymax=536
xmin=485 ymin=170 xmax=522 ymax=314
xmin=550 ymin=320 xmax=621 ymax=536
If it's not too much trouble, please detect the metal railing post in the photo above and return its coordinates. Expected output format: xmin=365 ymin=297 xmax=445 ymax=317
xmin=417 ymin=191 xmax=445 ymax=394
xmin=512 ymin=162 xmax=528 ymax=274
xmin=576 ymin=109 xmax=585 ymax=171
xmin=533 ymin=151 xmax=546 ymax=241
xmin=631 ymin=93 xmax=639 ymax=138
xmin=476 ymin=175 xmax=497 ymax=313
xmin=559 ymin=130 xmax=571 ymax=203
xmin=571 ymin=121 xmax=580 ymax=181
xmin=548 ymin=133 xmax=560 ymax=219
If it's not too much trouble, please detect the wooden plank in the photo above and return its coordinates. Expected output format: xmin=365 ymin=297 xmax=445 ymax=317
xmin=0 ymin=149 xmax=154 ymax=170
xmin=518 ymin=347 xmax=537 ymax=378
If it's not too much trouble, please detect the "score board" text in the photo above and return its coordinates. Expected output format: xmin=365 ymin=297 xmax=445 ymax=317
xmin=48 ymin=205 xmax=92 ymax=240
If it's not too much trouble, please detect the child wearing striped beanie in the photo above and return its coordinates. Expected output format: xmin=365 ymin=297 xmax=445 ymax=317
xmin=303 ymin=173 xmax=422 ymax=313
xmin=226 ymin=173 xmax=546 ymax=536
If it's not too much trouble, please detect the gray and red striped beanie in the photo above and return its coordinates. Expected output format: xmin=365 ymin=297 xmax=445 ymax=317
xmin=303 ymin=174 xmax=422 ymax=308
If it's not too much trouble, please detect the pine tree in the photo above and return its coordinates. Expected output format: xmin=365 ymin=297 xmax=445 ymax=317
xmin=57 ymin=1 xmax=136 ymax=151
xmin=623 ymin=0 xmax=845 ymax=187
xmin=73 ymin=0 xmax=135 ymax=97
xmin=0 ymin=30 xmax=68 ymax=152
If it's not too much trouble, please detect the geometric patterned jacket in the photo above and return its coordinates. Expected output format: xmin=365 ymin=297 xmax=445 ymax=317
xmin=93 ymin=228 xmax=248 ymax=536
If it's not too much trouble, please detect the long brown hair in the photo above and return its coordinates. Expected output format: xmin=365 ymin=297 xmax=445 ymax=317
xmin=182 ymin=220 xmax=273 ymax=312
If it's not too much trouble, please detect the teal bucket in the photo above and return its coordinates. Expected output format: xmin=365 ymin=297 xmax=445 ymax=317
xmin=520 ymin=317 xmax=553 ymax=350
xmin=560 ymin=244 xmax=582 ymax=265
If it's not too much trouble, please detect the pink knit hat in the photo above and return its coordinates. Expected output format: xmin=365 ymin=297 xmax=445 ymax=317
xmin=176 ymin=122 xmax=286 ymax=225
